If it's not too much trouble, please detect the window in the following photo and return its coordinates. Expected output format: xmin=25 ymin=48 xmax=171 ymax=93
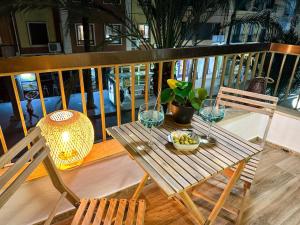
xmin=105 ymin=24 xmax=122 ymax=45
xmin=103 ymin=0 xmax=121 ymax=4
xmin=27 ymin=22 xmax=49 ymax=46
xmin=138 ymin=24 xmax=150 ymax=40
xmin=75 ymin=23 xmax=96 ymax=46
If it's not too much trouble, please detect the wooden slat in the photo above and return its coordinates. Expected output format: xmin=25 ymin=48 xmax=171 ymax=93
xmin=97 ymin=67 xmax=107 ymax=141
xmin=285 ymin=55 xmax=300 ymax=100
xmin=10 ymin=75 xmax=27 ymax=136
xmin=0 ymin=126 xmax=8 ymax=154
xmin=129 ymin=123 xmax=203 ymax=181
xmin=114 ymin=199 xmax=128 ymax=225
xmin=82 ymin=199 xmax=98 ymax=225
xmin=0 ymin=127 xmax=41 ymax=168
xmin=115 ymin=66 xmax=121 ymax=126
xmin=209 ymin=56 xmax=218 ymax=98
xmin=92 ymin=198 xmax=108 ymax=225
xmin=0 ymin=150 xmax=47 ymax=209
xmin=79 ymin=69 xmax=87 ymax=115
xmin=257 ymin=52 xmax=266 ymax=77
xmin=220 ymin=86 xmax=278 ymax=102
xmin=236 ymin=54 xmax=244 ymax=89
xmin=182 ymin=59 xmax=187 ymax=81
xmin=192 ymin=116 xmax=260 ymax=155
xmin=251 ymin=52 xmax=260 ymax=79
xmin=220 ymin=99 xmax=272 ymax=116
xmin=0 ymin=137 xmax=44 ymax=189
xmin=228 ymin=55 xmax=236 ymax=87
xmin=145 ymin=124 xmax=213 ymax=177
xmin=125 ymin=199 xmax=137 ymax=225
xmin=157 ymin=126 xmax=219 ymax=175
xmin=58 ymin=70 xmax=67 ymax=110
xmin=266 ymin=52 xmax=275 ymax=79
xmin=36 ymin=73 xmax=47 ymax=116
xmin=120 ymin=124 xmax=192 ymax=187
xmin=219 ymin=55 xmax=227 ymax=87
xmin=159 ymin=122 xmax=226 ymax=171
xmin=190 ymin=122 xmax=252 ymax=159
xmin=192 ymin=59 xmax=198 ymax=88
xmin=103 ymin=199 xmax=118 ymax=225
xmin=201 ymin=57 xmax=209 ymax=88
xmin=218 ymin=93 xmax=276 ymax=110
xmin=71 ymin=199 xmax=89 ymax=225
xmin=274 ymin=54 xmax=287 ymax=96
xmin=136 ymin=200 xmax=146 ymax=225
xmin=131 ymin=65 xmax=136 ymax=122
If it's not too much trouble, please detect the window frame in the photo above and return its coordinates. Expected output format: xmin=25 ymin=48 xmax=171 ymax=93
xmin=74 ymin=23 xmax=96 ymax=46
xmin=104 ymin=24 xmax=122 ymax=45
xmin=26 ymin=22 xmax=49 ymax=47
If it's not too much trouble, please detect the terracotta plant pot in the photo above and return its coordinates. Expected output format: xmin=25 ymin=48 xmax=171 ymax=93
xmin=170 ymin=103 xmax=195 ymax=124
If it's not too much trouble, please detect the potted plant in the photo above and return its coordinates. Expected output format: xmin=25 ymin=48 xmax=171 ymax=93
xmin=161 ymin=79 xmax=207 ymax=124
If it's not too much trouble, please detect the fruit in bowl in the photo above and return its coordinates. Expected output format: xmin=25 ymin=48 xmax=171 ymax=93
xmin=169 ymin=130 xmax=200 ymax=151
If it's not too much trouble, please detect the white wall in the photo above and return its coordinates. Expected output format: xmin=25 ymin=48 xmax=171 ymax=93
xmin=220 ymin=110 xmax=300 ymax=153
xmin=267 ymin=112 xmax=300 ymax=152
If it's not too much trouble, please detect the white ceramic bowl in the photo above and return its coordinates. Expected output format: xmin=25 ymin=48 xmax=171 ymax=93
xmin=169 ymin=130 xmax=200 ymax=151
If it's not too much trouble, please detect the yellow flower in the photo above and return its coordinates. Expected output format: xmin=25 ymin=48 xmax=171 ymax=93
xmin=167 ymin=79 xmax=178 ymax=89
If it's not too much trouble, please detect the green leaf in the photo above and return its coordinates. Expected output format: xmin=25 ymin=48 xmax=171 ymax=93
xmin=161 ymin=88 xmax=174 ymax=104
xmin=174 ymin=87 xmax=190 ymax=99
xmin=188 ymin=89 xmax=195 ymax=102
xmin=190 ymin=99 xmax=201 ymax=110
xmin=174 ymin=95 xmax=185 ymax=105
xmin=175 ymin=81 xmax=190 ymax=90
xmin=196 ymin=88 xmax=208 ymax=100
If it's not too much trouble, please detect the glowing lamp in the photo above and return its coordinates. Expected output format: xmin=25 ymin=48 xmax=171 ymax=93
xmin=37 ymin=110 xmax=94 ymax=170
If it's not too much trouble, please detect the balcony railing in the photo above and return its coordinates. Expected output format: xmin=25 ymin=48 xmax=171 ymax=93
xmin=0 ymin=42 xmax=299 ymax=160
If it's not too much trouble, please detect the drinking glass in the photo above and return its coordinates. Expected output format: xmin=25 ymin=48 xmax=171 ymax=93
xmin=138 ymin=103 xmax=165 ymax=146
xmin=199 ymin=99 xmax=225 ymax=143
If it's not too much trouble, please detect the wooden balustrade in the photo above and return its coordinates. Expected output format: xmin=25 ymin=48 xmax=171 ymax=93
xmin=0 ymin=42 xmax=300 ymax=163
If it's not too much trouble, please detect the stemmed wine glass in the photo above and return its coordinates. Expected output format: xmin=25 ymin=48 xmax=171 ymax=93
xmin=138 ymin=103 xmax=164 ymax=146
xmin=199 ymin=99 xmax=225 ymax=143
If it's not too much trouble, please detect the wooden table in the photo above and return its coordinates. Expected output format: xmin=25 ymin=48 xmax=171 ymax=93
xmin=107 ymin=115 xmax=263 ymax=225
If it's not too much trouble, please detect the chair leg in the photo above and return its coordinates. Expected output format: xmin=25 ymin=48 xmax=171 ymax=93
xmin=235 ymin=182 xmax=251 ymax=225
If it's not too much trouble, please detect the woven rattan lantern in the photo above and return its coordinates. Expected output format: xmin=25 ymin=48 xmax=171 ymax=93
xmin=37 ymin=110 xmax=94 ymax=170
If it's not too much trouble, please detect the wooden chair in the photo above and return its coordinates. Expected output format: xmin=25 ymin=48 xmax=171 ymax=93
xmin=0 ymin=127 xmax=146 ymax=225
xmin=192 ymin=87 xmax=278 ymax=223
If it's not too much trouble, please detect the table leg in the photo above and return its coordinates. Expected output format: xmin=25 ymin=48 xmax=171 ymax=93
xmin=205 ymin=160 xmax=246 ymax=225
xmin=132 ymin=173 xmax=149 ymax=200
xmin=179 ymin=191 xmax=206 ymax=225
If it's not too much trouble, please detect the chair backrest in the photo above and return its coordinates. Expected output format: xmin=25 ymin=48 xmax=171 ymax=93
xmin=0 ymin=127 xmax=79 ymax=223
xmin=216 ymin=87 xmax=278 ymax=147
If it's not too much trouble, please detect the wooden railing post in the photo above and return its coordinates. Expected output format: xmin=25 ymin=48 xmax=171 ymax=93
xmin=0 ymin=126 xmax=8 ymax=154
xmin=58 ymin=71 xmax=67 ymax=110
xmin=97 ymin=66 xmax=107 ymax=141
xmin=131 ymin=64 xmax=136 ymax=122
xmin=115 ymin=66 xmax=121 ymax=127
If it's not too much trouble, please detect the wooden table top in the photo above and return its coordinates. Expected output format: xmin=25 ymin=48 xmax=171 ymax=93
xmin=106 ymin=115 xmax=263 ymax=197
